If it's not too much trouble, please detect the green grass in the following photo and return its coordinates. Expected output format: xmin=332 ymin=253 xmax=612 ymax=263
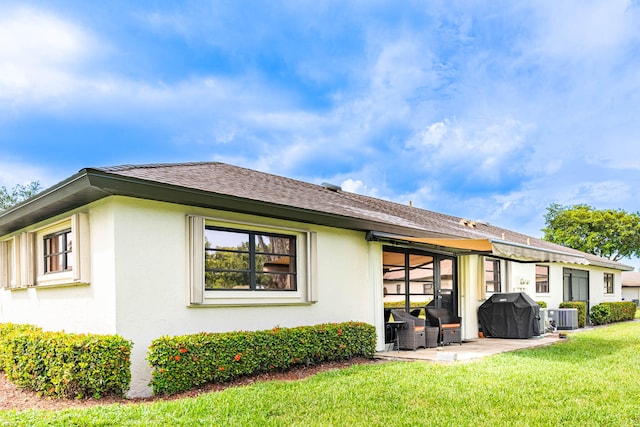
xmin=2 ymin=322 xmax=640 ymax=426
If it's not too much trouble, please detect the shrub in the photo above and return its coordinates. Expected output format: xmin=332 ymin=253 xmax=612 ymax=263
xmin=0 ymin=323 xmax=43 ymax=371
xmin=589 ymin=304 xmax=611 ymax=325
xmin=536 ymin=301 xmax=548 ymax=309
xmin=2 ymin=328 xmax=132 ymax=398
xmin=600 ymin=302 xmax=637 ymax=323
xmin=383 ymin=301 xmax=433 ymax=310
xmin=559 ymin=301 xmax=587 ymax=327
xmin=148 ymin=321 xmax=376 ymax=395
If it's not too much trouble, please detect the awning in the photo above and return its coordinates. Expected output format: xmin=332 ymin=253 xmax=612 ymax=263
xmin=366 ymin=231 xmax=588 ymax=265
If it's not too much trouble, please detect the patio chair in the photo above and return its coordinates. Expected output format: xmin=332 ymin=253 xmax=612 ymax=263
xmin=390 ymin=310 xmax=427 ymax=350
xmin=426 ymin=308 xmax=462 ymax=345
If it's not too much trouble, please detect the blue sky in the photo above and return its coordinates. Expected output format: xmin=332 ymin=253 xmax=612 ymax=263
xmin=1 ymin=1 xmax=639 ymax=268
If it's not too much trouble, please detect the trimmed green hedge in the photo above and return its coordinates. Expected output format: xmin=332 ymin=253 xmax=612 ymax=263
xmin=1 ymin=326 xmax=132 ymax=399
xmin=148 ymin=321 xmax=376 ymax=395
xmin=559 ymin=301 xmax=587 ymax=327
xmin=590 ymin=302 xmax=637 ymax=325
xmin=0 ymin=323 xmax=43 ymax=370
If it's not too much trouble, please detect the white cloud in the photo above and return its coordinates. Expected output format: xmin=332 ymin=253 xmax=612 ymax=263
xmin=340 ymin=179 xmax=378 ymax=197
xmin=0 ymin=159 xmax=57 ymax=189
xmin=0 ymin=7 xmax=100 ymax=109
xmin=531 ymin=0 xmax=640 ymax=59
xmin=406 ymin=117 xmax=532 ymax=185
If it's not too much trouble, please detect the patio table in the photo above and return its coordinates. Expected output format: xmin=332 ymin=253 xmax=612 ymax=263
xmin=386 ymin=320 xmax=407 ymax=351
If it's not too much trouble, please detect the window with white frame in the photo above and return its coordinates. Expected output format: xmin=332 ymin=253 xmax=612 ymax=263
xmin=204 ymin=226 xmax=297 ymax=291
xmin=0 ymin=213 xmax=91 ymax=289
xmin=485 ymin=258 xmax=501 ymax=293
xmin=43 ymin=229 xmax=73 ymax=274
xmin=188 ymin=216 xmax=316 ymax=306
xmin=604 ymin=272 xmax=614 ymax=294
xmin=536 ymin=265 xmax=549 ymax=294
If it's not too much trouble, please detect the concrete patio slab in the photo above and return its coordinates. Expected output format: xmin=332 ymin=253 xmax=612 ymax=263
xmin=376 ymin=333 xmax=564 ymax=363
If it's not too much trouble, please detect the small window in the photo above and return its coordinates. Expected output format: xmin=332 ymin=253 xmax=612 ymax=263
xmin=43 ymin=229 xmax=73 ymax=274
xmin=204 ymin=227 xmax=296 ymax=291
xmin=604 ymin=273 xmax=614 ymax=294
xmin=485 ymin=258 xmax=501 ymax=293
xmin=536 ymin=265 xmax=549 ymax=293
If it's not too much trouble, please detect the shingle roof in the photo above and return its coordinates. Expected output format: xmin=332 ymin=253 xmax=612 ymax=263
xmin=622 ymin=271 xmax=640 ymax=287
xmin=0 ymin=161 xmax=631 ymax=271
xmin=94 ymin=162 xmax=631 ymax=271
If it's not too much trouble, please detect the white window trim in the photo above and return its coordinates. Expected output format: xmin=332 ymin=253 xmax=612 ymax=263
xmin=535 ymin=264 xmax=550 ymax=295
xmin=187 ymin=215 xmax=317 ymax=307
xmin=35 ymin=213 xmax=91 ymax=288
xmin=485 ymin=257 xmax=502 ymax=295
xmin=603 ymin=272 xmax=615 ymax=295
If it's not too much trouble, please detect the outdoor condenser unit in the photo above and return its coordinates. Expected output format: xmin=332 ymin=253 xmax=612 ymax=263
xmin=548 ymin=308 xmax=579 ymax=330
xmin=538 ymin=308 xmax=547 ymax=335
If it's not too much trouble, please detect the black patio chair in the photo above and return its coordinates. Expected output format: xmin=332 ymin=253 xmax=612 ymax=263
xmin=426 ymin=307 xmax=462 ymax=345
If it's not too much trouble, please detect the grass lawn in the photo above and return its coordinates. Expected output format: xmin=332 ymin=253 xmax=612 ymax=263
xmin=2 ymin=322 xmax=640 ymax=426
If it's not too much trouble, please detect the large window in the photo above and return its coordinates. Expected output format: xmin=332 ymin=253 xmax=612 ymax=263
xmin=189 ymin=216 xmax=314 ymax=306
xmin=204 ymin=227 xmax=296 ymax=291
xmin=604 ymin=272 xmax=614 ymax=294
xmin=536 ymin=265 xmax=549 ymax=294
xmin=485 ymin=258 xmax=501 ymax=293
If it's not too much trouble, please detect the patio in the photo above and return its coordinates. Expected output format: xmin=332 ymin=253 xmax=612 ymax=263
xmin=376 ymin=333 xmax=564 ymax=363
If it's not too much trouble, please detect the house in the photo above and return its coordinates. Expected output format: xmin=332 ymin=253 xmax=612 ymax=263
xmin=0 ymin=162 xmax=633 ymax=397
xmin=622 ymin=271 xmax=640 ymax=304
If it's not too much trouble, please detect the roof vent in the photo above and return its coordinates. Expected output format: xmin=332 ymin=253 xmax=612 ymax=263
xmin=321 ymin=182 xmax=342 ymax=192
xmin=459 ymin=219 xmax=477 ymax=228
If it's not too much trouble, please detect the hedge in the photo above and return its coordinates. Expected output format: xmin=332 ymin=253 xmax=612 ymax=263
xmin=559 ymin=301 xmax=587 ymax=327
xmin=148 ymin=321 xmax=376 ymax=395
xmin=1 ymin=326 xmax=132 ymax=399
xmin=0 ymin=323 xmax=43 ymax=370
xmin=590 ymin=302 xmax=637 ymax=325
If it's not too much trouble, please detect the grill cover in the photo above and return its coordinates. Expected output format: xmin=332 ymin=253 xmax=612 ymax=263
xmin=478 ymin=292 xmax=540 ymax=338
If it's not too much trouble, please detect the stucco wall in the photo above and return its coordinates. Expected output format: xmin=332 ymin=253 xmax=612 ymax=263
xmin=0 ymin=200 xmax=117 ymax=333
xmin=0 ymin=195 xmax=627 ymax=398
xmin=107 ymin=197 xmax=377 ymax=397
xmin=467 ymin=257 xmax=623 ymax=337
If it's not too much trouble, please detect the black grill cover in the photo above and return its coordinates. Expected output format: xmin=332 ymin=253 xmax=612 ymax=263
xmin=478 ymin=292 xmax=540 ymax=338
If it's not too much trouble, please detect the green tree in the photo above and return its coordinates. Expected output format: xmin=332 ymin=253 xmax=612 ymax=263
xmin=542 ymin=203 xmax=640 ymax=261
xmin=0 ymin=182 xmax=42 ymax=211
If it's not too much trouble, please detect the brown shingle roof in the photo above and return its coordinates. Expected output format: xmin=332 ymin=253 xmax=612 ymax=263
xmin=622 ymin=271 xmax=640 ymax=287
xmin=0 ymin=161 xmax=630 ymax=271
xmin=95 ymin=162 xmax=630 ymax=271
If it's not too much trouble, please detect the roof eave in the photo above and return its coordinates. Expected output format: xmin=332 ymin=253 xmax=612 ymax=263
xmin=1 ymin=168 xmax=431 ymax=237
xmin=0 ymin=170 xmax=110 ymax=235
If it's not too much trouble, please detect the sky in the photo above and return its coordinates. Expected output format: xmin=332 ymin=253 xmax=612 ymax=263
xmin=1 ymin=1 xmax=639 ymax=269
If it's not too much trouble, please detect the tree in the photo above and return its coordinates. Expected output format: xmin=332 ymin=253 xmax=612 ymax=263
xmin=542 ymin=203 xmax=640 ymax=261
xmin=0 ymin=182 xmax=42 ymax=211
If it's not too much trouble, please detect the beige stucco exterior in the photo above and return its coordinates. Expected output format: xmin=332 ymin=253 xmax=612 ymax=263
xmin=1 ymin=196 xmax=384 ymax=396
xmin=0 ymin=195 xmax=626 ymax=397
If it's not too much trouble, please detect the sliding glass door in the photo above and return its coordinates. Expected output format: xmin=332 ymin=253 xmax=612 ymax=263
xmin=383 ymin=246 xmax=457 ymax=316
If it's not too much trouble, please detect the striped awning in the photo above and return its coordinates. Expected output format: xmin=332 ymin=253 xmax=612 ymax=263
xmin=367 ymin=232 xmax=588 ymax=264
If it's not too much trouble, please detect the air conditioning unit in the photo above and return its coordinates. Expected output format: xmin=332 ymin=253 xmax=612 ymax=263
xmin=537 ymin=308 xmax=547 ymax=335
xmin=548 ymin=308 xmax=578 ymax=330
